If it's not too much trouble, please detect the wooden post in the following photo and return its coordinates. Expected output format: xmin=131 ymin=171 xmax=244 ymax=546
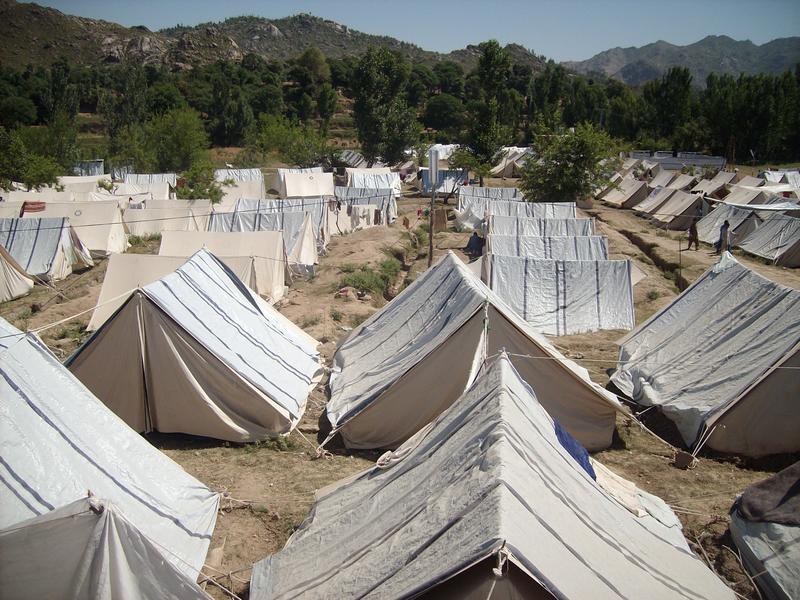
xmin=428 ymin=189 xmax=436 ymax=267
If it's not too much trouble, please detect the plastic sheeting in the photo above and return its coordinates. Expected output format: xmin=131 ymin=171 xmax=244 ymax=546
xmin=0 ymin=497 xmax=210 ymax=600
xmin=0 ymin=217 xmax=93 ymax=281
xmin=328 ymin=252 xmax=623 ymax=451
xmin=736 ymin=214 xmax=800 ymax=267
xmin=487 ymin=235 xmax=609 ymax=260
xmin=0 ymin=319 xmax=219 ymax=579
xmin=344 ymin=168 xmax=401 ymax=197
xmin=234 ymin=197 xmax=327 ymax=244
xmin=214 ymin=168 xmax=263 ymax=182
xmin=650 ymin=190 xmax=702 ymax=230
xmin=611 ymin=253 xmax=800 ymax=456
xmin=459 ymin=197 xmax=577 ymax=220
xmin=483 ymin=256 xmax=635 ymax=335
xmin=420 ymin=168 xmax=469 ymax=195
xmin=124 ymin=173 xmax=177 ymax=187
xmin=696 ymin=204 xmax=763 ymax=245
xmin=334 ymin=186 xmax=397 ymax=223
xmin=68 ymin=250 xmax=323 ymax=442
xmin=458 ymin=186 xmax=523 ymax=204
xmin=253 ymin=356 xmax=732 ymax=600
xmin=488 ymin=215 xmax=595 ymax=237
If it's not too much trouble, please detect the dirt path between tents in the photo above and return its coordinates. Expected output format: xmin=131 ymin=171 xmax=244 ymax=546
xmin=2 ymin=194 xmax=793 ymax=599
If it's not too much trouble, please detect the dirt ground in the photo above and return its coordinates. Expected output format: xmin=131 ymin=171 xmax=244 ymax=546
xmin=2 ymin=189 xmax=795 ymax=599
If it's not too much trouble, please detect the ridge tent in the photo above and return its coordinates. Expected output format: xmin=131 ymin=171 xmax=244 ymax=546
xmin=124 ymin=173 xmax=177 ymax=187
xmin=344 ymin=167 xmax=401 ymax=197
xmin=730 ymin=462 xmax=800 ymax=600
xmin=112 ymin=181 xmax=171 ymax=200
xmin=85 ymin=253 xmax=276 ymax=330
xmin=603 ymin=179 xmax=649 ymax=208
xmin=158 ymin=230 xmax=286 ymax=301
xmin=333 ymin=186 xmax=397 ymax=223
xmin=482 ymin=255 xmax=635 ymax=335
xmin=0 ymin=318 xmax=219 ymax=580
xmin=666 ymin=173 xmax=698 ymax=190
xmin=327 ymin=252 xmax=623 ymax=451
xmin=280 ymin=171 xmax=334 ymax=198
xmin=692 ymin=171 xmax=737 ymax=196
xmin=0 ymin=245 xmax=33 ymax=302
xmin=0 ymin=217 xmax=93 ymax=281
xmin=633 ymin=187 xmax=677 ymax=215
xmin=611 ymin=253 xmax=800 ymax=456
xmin=761 ymin=171 xmax=786 ymax=183
xmin=650 ymin=190 xmax=703 ymax=229
xmin=23 ymin=201 xmax=127 ymax=256
xmin=58 ymin=174 xmax=110 ymax=194
xmin=488 ymin=215 xmax=595 ymax=236
xmin=133 ymin=198 xmax=213 ymax=212
xmin=595 ymin=172 xmax=624 ymax=199
xmin=327 ymin=203 xmax=376 ymax=234
xmin=736 ymin=213 xmax=800 ymax=267
xmin=253 ymin=355 xmax=732 ymax=600
xmin=648 ymin=169 xmax=678 ymax=190
xmin=0 ymin=497 xmax=209 ymax=600
xmin=68 ymin=249 xmax=323 ymax=442
xmin=460 ymin=197 xmax=577 ymax=220
xmin=215 ymin=169 xmax=265 ymax=208
xmin=487 ymin=234 xmax=609 ymax=260
xmin=5 ymin=189 xmax=74 ymax=203
xmin=490 ymin=147 xmax=531 ymax=177
xmin=233 ymin=197 xmax=328 ymax=244
xmin=214 ymin=167 xmax=264 ymax=182
xmin=458 ymin=185 xmax=523 ymax=206
xmin=722 ymin=185 xmax=770 ymax=206
xmin=783 ymin=171 xmax=800 ymax=188
xmin=419 ymin=167 xmax=469 ymax=195
xmin=696 ymin=203 xmax=763 ymax=246
xmin=735 ymin=175 xmax=764 ymax=188
xmin=122 ymin=207 xmax=209 ymax=236
xmin=271 ymin=167 xmax=322 ymax=196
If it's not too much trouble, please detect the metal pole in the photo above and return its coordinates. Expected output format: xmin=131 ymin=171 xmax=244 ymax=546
xmin=428 ymin=189 xmax=436 ymax=267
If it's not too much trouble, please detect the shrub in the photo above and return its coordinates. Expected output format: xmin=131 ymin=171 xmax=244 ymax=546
xmin=330 ymin=308 xmax=343 ymax=322
xmin=646 ymin=290 xmax=661 ymax=301
xmin=300 ymin=315 xmax=321 ymax=329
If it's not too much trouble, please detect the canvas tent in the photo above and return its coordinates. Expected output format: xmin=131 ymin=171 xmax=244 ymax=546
xmin=122 ymin=207 xmax=209 ymax=236
xmin=0 ymin=245 xmax=33 ymax=302
xmin=666 ymin=173 xmax=697 ymax=190
xmin=271 ymin=167 xmax=321 ymax=195
xmin=158 ymin=230 xmax=286 ymax=301
xmin=0 ymin=318 xmax=219 ymax=581
xmin=611 ymin=253 xmax=800 ymax=456
xmin=735 ymin=175 xmax=764 ymax=188
xmin=696 ymin=203 xmax=763 ymax=246
xmin=4 ymin=189 xmax=75 ymax=203
xmin=648 ymin=169 xmax=678 ymax=189
xmin=722 ymin=186 xmax=769 ymax=206
xmin=215 ymin=169 xmax=265 ymax=208
xmin=68 ymin=249 xmax=322 ymax=442
xmin=458 ymin=186 xmax=523 ymax=205
xmin=603 ymin=179 xmax=649 ymax=208
xmin=345 ymin=167 xmax=401 ymax=197
xmin=112 ymin=182 xmax=171 ymax=200
xmin=333 ymin=186 xmax=397 ymax=223
xmin=327 ymin=252 xmax=623 ymax=451
xmin=279 ymin=171 xmax=334 ymax=198
xmin=634 ymin=187 xmax=677 ymax=215
xmin=420 ymin=167 xmax=469 ymax=195
xmin=729 ymin=462 xmax=800 ymax=600
xmin=459 ymin=197 xmax=577 ymax=220
xmin=482 ymin=255 xmax=635 ymax=335
xmin=23 ymin=201 xmax=127 ymax=256
xmin=488 ymin=215 xmax=595 ymax=237
xmin=124 ymin=173 xmax=177 ymax=187
xmin=736 ymin=214 xmax=800 ymax=266
xmin=487 ymin=235 xmax=609 ymax=260
xmin=253 ymin=355 xmax=732 ymax=600
xmin=58 ymin=175 xmax=110 ymax=194
xmin=692 ymin=171 xmax=737 ymax=196
xmin=0 ymin=217 xmax=93 ymax=281
xmin=650 ymin=190 xmax=703 ymax=230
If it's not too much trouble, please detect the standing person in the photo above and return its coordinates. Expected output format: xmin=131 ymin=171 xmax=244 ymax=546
xmin=716 ymin=220 xmax=730 ymax=255
xmin=686 ymin=205 xmax=701 ymax=251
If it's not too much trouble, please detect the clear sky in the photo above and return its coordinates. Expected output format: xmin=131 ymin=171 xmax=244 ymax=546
xmin=36 ymin=0 xmax=800 ymax=62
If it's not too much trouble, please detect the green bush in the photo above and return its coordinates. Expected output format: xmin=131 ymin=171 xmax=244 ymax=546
xmin=341 ymin=258 xmax=402 ymax=295
xmin=330 ymin=308 xmax=343 ymax=322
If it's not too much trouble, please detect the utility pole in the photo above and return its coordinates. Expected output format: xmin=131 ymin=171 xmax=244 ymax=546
xmin=428 ymin=148 xmax=439 ymax=267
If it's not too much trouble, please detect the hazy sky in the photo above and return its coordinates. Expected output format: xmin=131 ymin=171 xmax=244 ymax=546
xmin=37 ymin=0 xmax=800 ymax=62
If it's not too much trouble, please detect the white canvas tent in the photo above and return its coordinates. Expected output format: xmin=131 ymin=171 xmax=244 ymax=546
xmin=158 ymin=230 xmax=286 ymax=302
xmin=634 ymin=187 xmax=677 ymax=215
xmin=692 ymin=171 xmax=737 ymax=196
xmin=458 ymin=186 xmax=523 ymax=206
xmin=0 ymin=318 xmax=219 ymax=581
xmin=5 ymin=189 xmax=74 ymax=203
xmin=0 ymin=217 xmax=93 ymax=281
xmin=420 ymin=167 xmax=469 ymax=195
xmin=271 ymin=167 xmax=321 ymax=195
xmin=648 ymin=170 xmax=677 ymax=190
xmin=0 ymin=245 xmax=33 ymax=302
xmin=253 ymin=355 xmax=732 ymax=600
xmin=459 ymin=197 xmax=577 ymax=220
xmin=488 ymin=215 xmax=595 ymax=237
xmin=696 ymin=203 xmax=763 ymax=246
xmin=327 ymin=252 xmax=623 ymax=451
xmin=722 ymin=186 xmax=770 ymax=206
xmin=58 ymin=175 xmax=110 ymax=194
xmin=122 ymin=207 xmax=209 ymax=236
xmin=124 ymin=173 xmax=177 ymax=187
xmin=23 ymin=201 xmax=127 ymax=256
xmin=666 ymin=173 xmax=697 ymax=190
xmin=112 ymin=182 xmax=171 ymax=200
xmin=0 ymin=497 xmax=210 ymax=600
xmin=344 ymin=167 xmax=401 ymax=197
xmin=730 ymin=462 xmax=800 ymax=600
xmin=334 ymin=186 xmax=397 ymax=223
xmin=650 ymin=190 xmax=702 ymax=230
xmin=215 ymin=169 xmax=265 ymax=208
xmin=68 ymin=249 xmax=323 ymax=442
xmin=603 ymin=179 xmax=649 ymax=208
xmin=611 ymin=253 xmax=800 ymax=456
xmin=735 ymin=175 xmax=764 ymax=188
xmin=487 ymin=235 xmax=609 ymax=260
xmin=482 ymin=255 xmax=635 ymax=335
xmin=280 ymin=171 xmax=334 ymax=198
xmin=736 ymin=214 xmax=800 ymax=267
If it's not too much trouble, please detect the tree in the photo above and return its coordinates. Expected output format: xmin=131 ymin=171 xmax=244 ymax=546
xmin=0 ymin=126 xmax=61 ymax=190
xmin=146 ymin=107 xmax=209 ymax=172
xmin=316 ymin=83 xmax=337 ymax=133
xmin=463 ymin=98 xmax=509 ymax=184
xmin=351 ymin=47 xmax=419 ymax=165
xmin=0 ymin=96 xmax=37 ymax=128
xmin=246 ymin=114 xmax=339 ymax=168
xmin=433 ymin=61 xmax=464 ymax=97
xmin=146 ymin=82 xmax=185 ymax=115
xmin=406 ymin=64 xmax=437 ymax=107
xmin=476 ymin=40 xmax=511 ymax=100
xmin=296 ymin=47 xmax=331 ymax=85
xmin=642 ymin=67 xmax=693 ymax=140
xmin=423 ymin=93 xmax=465 ymax=131
xmin=519 ymin=123 xmax=623 ymax=202
xmin=177 ymin=154 xmax=223 ymax=204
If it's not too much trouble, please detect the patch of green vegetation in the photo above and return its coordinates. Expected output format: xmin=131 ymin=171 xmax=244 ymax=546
xmin=339 ymin=263 xmax=358 ymax=273
xmin=663 ymin=270 xmax=676 ymax=281
xmin=350 ymin=313 xmax=369 ymax=327
xmin=300 ymin=315 xmax=321 ymax=329
xmin=646 ymin=290 xmax=661 ymax=301
xmin=340 ymin=258 xmax=401 ymax=295
xmin=330 ymin=308 xmax=343 ymax=322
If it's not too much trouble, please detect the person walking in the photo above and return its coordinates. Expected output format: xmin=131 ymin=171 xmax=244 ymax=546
xmin=715 ymin=220 xmax=730 ymax=255
xmin=686 ymin=205 xmax=701 ymax=251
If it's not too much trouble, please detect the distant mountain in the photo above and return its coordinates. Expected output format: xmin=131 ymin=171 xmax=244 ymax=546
xmin=563 ymin=35 xmax=800 ymax=86
xmin=0 ymin=1 xmax=546 ymax=72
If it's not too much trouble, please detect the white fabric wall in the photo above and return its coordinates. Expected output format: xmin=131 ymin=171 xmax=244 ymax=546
xmin=487 ymin=235 xmax=609 ymax=260
xmin=489 ymin=215 xmax=595 ymax=237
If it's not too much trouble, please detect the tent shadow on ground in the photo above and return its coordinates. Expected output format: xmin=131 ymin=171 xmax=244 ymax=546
xmin=316 ymin=410 xmax=384 ymax=461
xmin=145 ymin=431 xmax=229 ymax=451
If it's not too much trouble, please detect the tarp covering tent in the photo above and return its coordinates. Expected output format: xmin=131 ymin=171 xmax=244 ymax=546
xmin=122 ymin=208 xmax=209 ymax=236
xmin=334 ymin=186 xmax=397 ymax=223
xmin=112 ymin=182 xmax=171 ymax=200
xmin=634 ymin=187 xmax=677 ymax=215
xmin=736 ymin=214 xmax=800 ymax=267
xmin=459 ymin=197 xmax=577 ymax=220
xmin=339 ymin=149 xmax=369 ymax=168
xmin=253 ymin=355 xmax=732 ymax=600
xmin=0 ymin=497 xmax=210 ymax=600
xmin=158 ymin=230 xmax=286 ymax=301
xmin=280 ymin=171 xmax=334 ymax=198
xmin=0 ymin=317 xmax=219 ymax=580
xmin=458 ymin=186 xmax=523 ymax=206
xmin=611 ymin=253 xmax=800 ymax=456
xmin=233 ymin=197 xmax=327 ymax=244
xmin=650 ymin=190 xmax=703 ymax=230
xmin=487 ymin=235 xmax=609 ymax=260
xmin=730 ymin=462 xmax=800 ymax=600
xmin=214 ymin=167 xmax=263 ymax=183
xmin=327 ymin=204 xmax=377 ymax=235
xmin=344 ymin=168 xmax=401 ymax=197
xmin=783 ymin=171 xmax=800 ymax=188
xmin=648 ymin=169 xmax=677 ymax=190
xmin=482 ymin=255 xmax=635 ymax=335
xmin=696 ymin=203 xmax=763 ymax=245
xmin=124 ymin=173 xmax=177 ymax=187
xmin=68 ymin=250 xmax=322 ymax=442
xmin=23 ymin=201 xmax=127 ymax=256
xmin=692 ymin=171 xmax=737 ymax=196
xmin=420 ymin=167 xmax=469 ymax=195
xmin=603 ymin=179 xmax=648 ymax=208
xmin=489 ymin=146 xmax=531 ymax=177
xmin=208 ymin=210 xmax=318 ymax=274
xmin=0 ymin=245 xmax=33 ymax=302
xmin=488 ymin=215 xmax=595 ymax=237
xmin=0 ymin=217 xmax=93 ymax=281
xmin=327 ymin=252 xmax=623 ymax=451
xmin=666 ymin=173 xmax=698 ymax=190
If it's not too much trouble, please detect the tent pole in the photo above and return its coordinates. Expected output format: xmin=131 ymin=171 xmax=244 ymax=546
xmin=428 ymin=189 xmax=435 ymax=267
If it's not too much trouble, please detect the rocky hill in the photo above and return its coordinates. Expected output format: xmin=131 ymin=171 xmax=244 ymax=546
xmin=563 ymin=35 xmax=800 ymax=87
xmin=0 ymin=1 xmax=546 ymax=72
